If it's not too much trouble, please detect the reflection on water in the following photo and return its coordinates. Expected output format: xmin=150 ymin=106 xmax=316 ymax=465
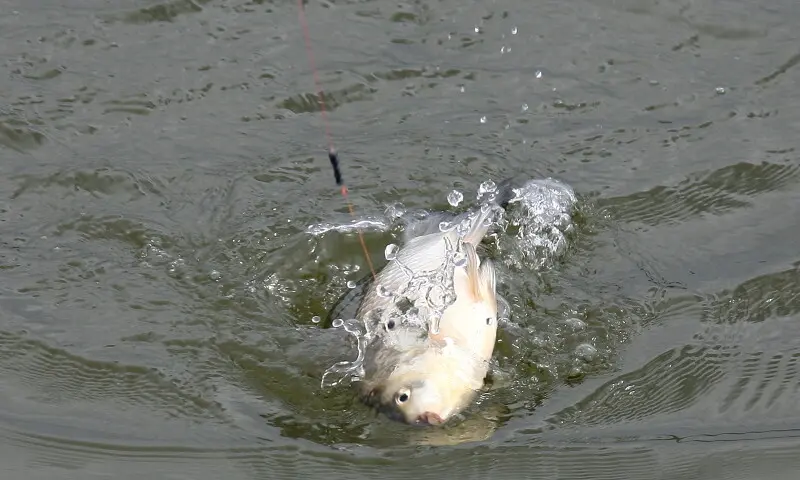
xmin=2 ymin=0 xmax=800 ymax=478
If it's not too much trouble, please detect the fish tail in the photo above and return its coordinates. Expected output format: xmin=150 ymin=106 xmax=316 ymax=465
xmin=464 ymin=242 xmax=497 ymax=303
xmin=460 ymin=207 xmax=495 ymax=246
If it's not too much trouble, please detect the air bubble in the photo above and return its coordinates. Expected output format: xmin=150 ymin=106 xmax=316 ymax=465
xmin=347 ymin=280 xmax=357 ymax=289
xmin=447 ymin=190 xmax=464 ymax=207
xmin=331 ymin=318 xmax=344 ymax=328
xmin=511 ymin=26 xmax=518 ymax=35
xmin=311 ymin=316 xmax=321 ymax=324
xmin=535 ymin=70 xmax=542 ymax=79
xmin=209 ymin=270 xmax=221 ymax=281
xmin=480 ymin=116 xmax=487 ymax=124
xmin=564 ymin=317 xmax=587 ymax=331
xmin=575 ymin=343 xmax=598 ymax=362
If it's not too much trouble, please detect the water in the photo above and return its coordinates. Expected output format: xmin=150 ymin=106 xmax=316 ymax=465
xmin=2 ymin=0 xmax=800 ymax=478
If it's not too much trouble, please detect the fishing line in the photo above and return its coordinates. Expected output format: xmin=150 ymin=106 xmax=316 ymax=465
xmin=296 ymin=0 xmax=377 ymax=280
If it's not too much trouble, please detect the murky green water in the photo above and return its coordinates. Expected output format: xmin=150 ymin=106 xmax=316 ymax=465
xmin=2 ymin=0 xmax=800 ymax=478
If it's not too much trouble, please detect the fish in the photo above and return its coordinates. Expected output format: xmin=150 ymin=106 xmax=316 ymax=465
xmin=325 ymin=179 xmax=517 ymax=426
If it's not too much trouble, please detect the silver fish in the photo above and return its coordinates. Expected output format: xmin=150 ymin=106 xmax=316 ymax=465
xmin=350 ymin=181 xmax=515 ymax=425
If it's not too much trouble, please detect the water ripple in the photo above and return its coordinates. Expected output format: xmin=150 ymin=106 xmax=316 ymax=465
xmin=0 ymin=330 xmax=223 ymax=422
xmin=601 ymin=161 xmax=800 ymax=227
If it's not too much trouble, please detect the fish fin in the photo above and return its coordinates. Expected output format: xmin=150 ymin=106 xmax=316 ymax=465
xmin=464 ymin=243 xmax=497 ymax=304
xmin=459 ymin=207 xmax=494 ymax=246
xmin=459 ymin=178 xmax=518 ymax=245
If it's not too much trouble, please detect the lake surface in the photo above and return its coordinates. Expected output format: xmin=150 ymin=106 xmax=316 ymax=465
xmin=2 ymin=0 xmax=800 ymax=478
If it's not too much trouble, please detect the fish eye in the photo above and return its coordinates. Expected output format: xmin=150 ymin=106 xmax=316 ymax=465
xmin=395 ymin=388 xmax=411 ymax=405
xmin=386 ymin=319 xmax=396 ymax=330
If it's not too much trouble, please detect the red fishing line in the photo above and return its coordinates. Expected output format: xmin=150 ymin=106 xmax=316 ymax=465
xmin=296 ymin=0 xmax=377 ymax=280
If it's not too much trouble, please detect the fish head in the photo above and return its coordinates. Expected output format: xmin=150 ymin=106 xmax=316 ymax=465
xmin=360 ymin=343 xmax=486 ymax=426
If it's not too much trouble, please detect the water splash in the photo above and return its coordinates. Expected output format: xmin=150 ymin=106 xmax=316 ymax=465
xmin=318 ymin=176 xmax=579 ymax=389
xmin=447 ymin=190 xmax=464 ymax=207
xmin=477 ymin=180 xmax=497 ymax=201
xmin=501 ymin=178 xmax=577 ymax=270
xmin=320 ymin=318 xmax=367 ymax=388
xmin=384 ymin=244 xmax=399 ymax=261
xmin=374 ymin=234 xmax=462 ymax=337
xmin=305 ymin=217 xmax=389 ymax=236
xmin=384 ymin=202 xmax=406 ymax=220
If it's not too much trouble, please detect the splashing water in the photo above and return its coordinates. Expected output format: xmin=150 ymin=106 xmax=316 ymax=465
xmin=447 ymin=190 xmax=464 ymax=207
xmin=320 ymin=223 xmax=469 ymax=387
xmin=380 ymin=234 xmax=462 ymax=336
xmin=384 ymin=244 xmax=399 ymax=261
xmin=319 ymin=177 xmax=578 ymax=388
xmin=477 ymin=180 xmax=497 ymax=201
xmin=305 ymin=217 xmax=389 ymax=236
xmin=320 ymin=318 xmax=367 ymax=388
xmin=501 ymin=178 xmax=577 ymax=270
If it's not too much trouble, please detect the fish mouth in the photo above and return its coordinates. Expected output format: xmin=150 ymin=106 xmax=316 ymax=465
xmin=415 ymin=411 xmax=444 ymax=426
xmin=359 ymin=386 xmax=446 ymax=427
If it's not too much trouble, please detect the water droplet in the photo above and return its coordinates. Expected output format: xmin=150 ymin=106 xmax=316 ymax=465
xmin=447 ymin=189 xmax=464 ymax=207
xmin=384 ymin=202 xmax=406 ymax=219
xmin=377 ymin=284 xmax=392 ymax=297
xmin=456 ymin=216 xmax=473 ymax=237
xmin=460 ymin=86 xmax=465 ymax=93
xmin=474 ymin=26 xmax=480 ymax=33
xmin=521 ymin=103 xmax=529 ymax=112
xmin=480 ymin=116 xmax=487 ymax=124
xmin=442 ymin=291 xmax=456 ymax=306
xmin=347 ymin=280 xmax=357 ymax=289
xmin=311 ymin=316 xmax=321 ymax=324
xmin=478 ymin=180 xmax=497 ymax=196
xmin=500 ymin=46 xmax=506 ymax=54
xmin=331 ymin=318 xmax=344 ymax=328
xmin=384 ymin=244 xmax=399 ymax=261
xmin=715 ymin=86 xmax=726 ymax=95
xmin=209 ymin=270 xmax=221 ymax=280
xmin=535 ymin=70 xmax=542 ymax=79
xmin=511 ymin=26 xmax=518 ymax=35
xmin=426 ymin=285 xmax=445 ymax=307
xmin=649 ymin=79 xmax=659 ymax=86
